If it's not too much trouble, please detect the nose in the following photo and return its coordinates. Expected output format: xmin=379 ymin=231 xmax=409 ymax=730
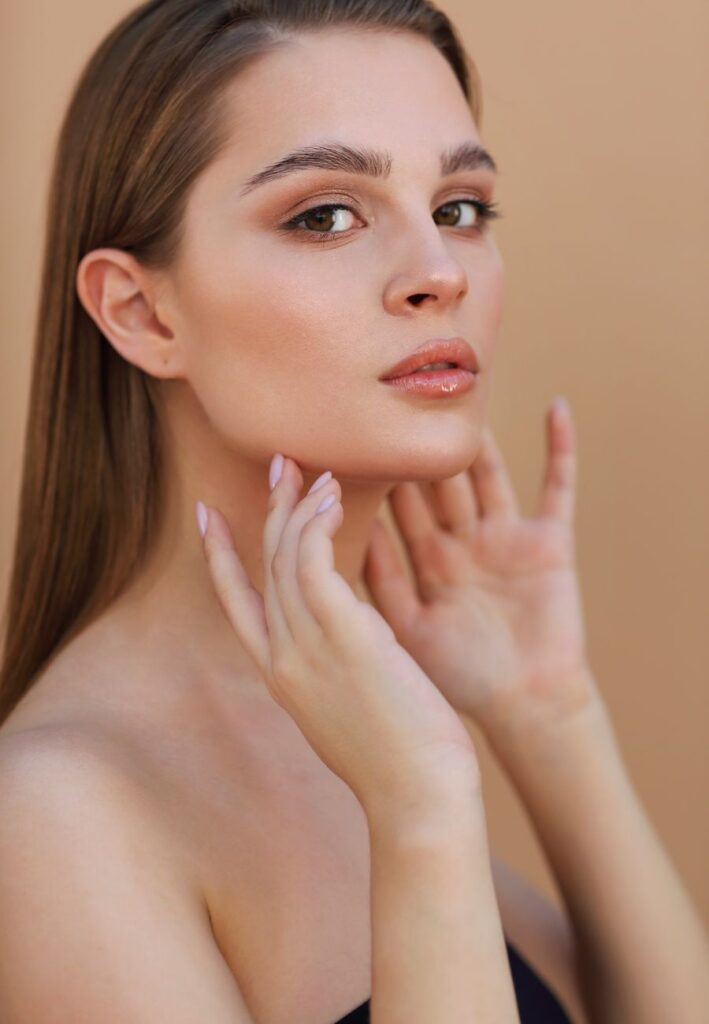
xmin=383 ymin=232 xmax=469 ymax=314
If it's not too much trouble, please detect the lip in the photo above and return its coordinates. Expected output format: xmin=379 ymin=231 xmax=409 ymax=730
xmin=380 ymin=366 xmax=477 ymax=398
xmin=379 ymin=337 xmax=480 ymax=380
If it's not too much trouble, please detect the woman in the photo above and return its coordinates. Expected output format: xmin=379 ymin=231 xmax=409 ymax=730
xmin=0 ymin=1 xmax=706 ymax=1021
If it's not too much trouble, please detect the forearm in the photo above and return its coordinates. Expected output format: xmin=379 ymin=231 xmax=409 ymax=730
xmin=367 ymin=792 xmax=520 ymax=1024
xmin=486 ymin=678 xmax=709 ymax=1023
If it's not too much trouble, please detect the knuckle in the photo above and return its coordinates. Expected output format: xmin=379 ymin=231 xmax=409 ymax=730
xmin=296 ymin=555 xmax=320 ymax=593
xmin=270 ymin=650 xmax=299 ymax=687
xmin=297 ymin=519 xmax=326 ymax=571
xmin=270 ymin=548 xmax=288 ymax=582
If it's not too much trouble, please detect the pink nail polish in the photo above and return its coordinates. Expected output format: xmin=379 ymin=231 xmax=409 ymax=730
xmin=196 ymin=501 xmax=208 ymax=538
xmin=307 ymin=470 xmax=332 ymax=495
xmin=269 ymin=453 xmax=284 ymax=490
xmin=315 ymin=494 xmax=336 ymax=514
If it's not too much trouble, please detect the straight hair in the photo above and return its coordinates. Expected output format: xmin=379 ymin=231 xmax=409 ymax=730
xmin=0 ymin=0 xmax=483 ymax=726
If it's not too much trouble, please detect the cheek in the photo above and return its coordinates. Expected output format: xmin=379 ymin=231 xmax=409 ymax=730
xmin=179 ymin=250 xmax=362 ymax=442
xmin=476 ymin=251 xmax=505 ymax=358
xmin=226 ymin=261 xmax=359 ymax=383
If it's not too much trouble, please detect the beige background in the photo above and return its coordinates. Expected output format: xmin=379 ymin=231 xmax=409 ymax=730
xmin=1 ymin=1 xmax=707 ymax=922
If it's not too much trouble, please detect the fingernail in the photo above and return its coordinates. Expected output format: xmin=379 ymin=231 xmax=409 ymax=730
xmin=196 ymin=501 xmax=208 ymax=538
xmin=552 ymin=395 xmax=568 ymax=413
xmin=307 ymin=470 xmax=332 ymax=495
xmin=315 ymin=493 xmax=336 ymax=514
xmin=269 ymin=453 xmax=284 ymax=490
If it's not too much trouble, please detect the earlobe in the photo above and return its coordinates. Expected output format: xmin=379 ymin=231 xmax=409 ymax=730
xmin=75 ymin=247 xmax=180 ymax=379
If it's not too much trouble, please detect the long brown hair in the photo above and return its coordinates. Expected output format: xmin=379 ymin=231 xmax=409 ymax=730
xmin=0 ymin=0 xmax=483 ymax=726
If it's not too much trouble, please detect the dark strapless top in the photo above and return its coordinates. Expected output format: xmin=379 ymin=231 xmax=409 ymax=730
xmin=331 ymin=937 xmax=573 ymax=1023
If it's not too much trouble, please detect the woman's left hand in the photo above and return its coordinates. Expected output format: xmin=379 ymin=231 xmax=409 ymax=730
xmin=363 ymin=398 xmax=602 ymax=742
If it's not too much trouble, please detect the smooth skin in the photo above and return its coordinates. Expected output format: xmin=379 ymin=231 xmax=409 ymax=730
xmin=365 ymin=397 xmax=596 ymax=739
xmin=201 ymin=396 xmax=709 ymax=1022
xmin=1 ymin=22 xmax=705 ymax=1024
xmin=362 ymin=399 xmax=709 ymax=1021
xmin=200 ymin=456 xmax=522 ymax=1021
xmin=0 ymin=27 xmax=517 ymax=1024
xmin=200 ymin=452 xmax=480 ymax=821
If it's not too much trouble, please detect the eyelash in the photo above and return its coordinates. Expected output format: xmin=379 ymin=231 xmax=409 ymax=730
xmin=280 ymin=197 xmax=503 ymax=243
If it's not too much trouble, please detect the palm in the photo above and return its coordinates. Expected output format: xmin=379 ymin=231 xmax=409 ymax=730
xmin=364 ymin=400 xmax=595 ymax=733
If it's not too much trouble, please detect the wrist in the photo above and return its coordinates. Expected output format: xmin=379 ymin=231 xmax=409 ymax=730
xmin=487 ymin=680 xmax=621 ymax=794
xmin=483 ymin=664 xmax=610 ymax=756
xmin=363 ymin=773 xmax=485 ymax=847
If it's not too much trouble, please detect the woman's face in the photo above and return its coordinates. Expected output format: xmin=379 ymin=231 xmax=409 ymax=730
xmin=164 ymin=27 xmax=504 ymax=483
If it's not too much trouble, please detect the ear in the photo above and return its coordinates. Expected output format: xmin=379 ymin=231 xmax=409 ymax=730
xmin=75 ymin=248 xmax=184 ymax=379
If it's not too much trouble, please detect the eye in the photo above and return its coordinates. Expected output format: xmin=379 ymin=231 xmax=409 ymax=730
xmin=280 ymin=203 xmax=360 ymax=239
xmin=279 ymin=197 xmax=503 ymax=243
xmin=434 ymin=199 xmax=500 ymax=229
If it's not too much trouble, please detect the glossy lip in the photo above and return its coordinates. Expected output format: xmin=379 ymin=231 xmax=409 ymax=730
xmin=379 ymin=336 xmax=480 ymax=381
xmin=381 ymin=367 xmax=477 ymax=398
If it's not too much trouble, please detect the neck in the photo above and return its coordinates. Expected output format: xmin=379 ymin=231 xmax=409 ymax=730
xmin=114 ymin=416 xmax=393 ymax=696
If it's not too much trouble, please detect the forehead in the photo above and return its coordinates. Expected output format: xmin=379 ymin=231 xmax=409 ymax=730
xmin=216 ymin=27 xmax=480 ymax=174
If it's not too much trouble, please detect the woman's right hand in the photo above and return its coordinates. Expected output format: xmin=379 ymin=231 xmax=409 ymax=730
xmin=197 ymin=454 xmax=481 ymax=823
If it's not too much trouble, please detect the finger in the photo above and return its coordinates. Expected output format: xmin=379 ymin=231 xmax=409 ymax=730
xmin=262 ymin=455 xmax=304 ymax=650
xmin=363 ymin=517 xmax=423 ymax=636
xmin=271 ymin=471 xmax=343 ymax=645
xmin=388 ymin=480 xmax=438 ymax=542
xmin=295 ymin=490 xmax=363 ymax=647
xmin=200 ymin=504 xmax=270 ymax=676
xmin=428 ymin=471 xmax=480 ymax=534
xmin=536 ymin=397 xmax=576 ymax=524
xmin=468 ymin=424 xmax=520 ymax=519
xmin=387 ymin=480 xmax=441 ymax=588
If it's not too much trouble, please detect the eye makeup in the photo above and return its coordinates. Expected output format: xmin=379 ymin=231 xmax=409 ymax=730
xmin=278 ymin=196 xmax=503 ymax=243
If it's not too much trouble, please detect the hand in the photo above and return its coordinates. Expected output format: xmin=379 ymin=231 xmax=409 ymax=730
xmin=197 ymin=455 xmax=480 ymax=822
xmin=363 ymin=399 xmax=601 ymax=741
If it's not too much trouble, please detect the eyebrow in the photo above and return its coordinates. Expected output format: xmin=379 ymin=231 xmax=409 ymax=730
xmin=237 ymin=139 xmax=498 ymax=197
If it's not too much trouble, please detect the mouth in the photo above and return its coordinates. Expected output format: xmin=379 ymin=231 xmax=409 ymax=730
xmin=379 ymin=364 xmax=478 ymax=398
xmin=379 ymin=336 xmax=480 ymax=381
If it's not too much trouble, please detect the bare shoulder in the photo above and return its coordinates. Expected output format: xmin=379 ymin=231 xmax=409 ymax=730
xmin=0 ymin=723 xmax=201 ymax=896
xmin=490 ymin=853 xmax=590 ymax=1024
xmin=0 ymin=726 xmax=256 ymax=1023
